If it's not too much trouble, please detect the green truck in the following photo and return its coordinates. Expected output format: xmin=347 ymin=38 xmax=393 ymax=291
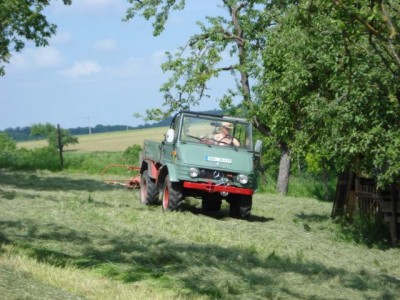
xmin=139 ymin=111 xmax=262 ymax=219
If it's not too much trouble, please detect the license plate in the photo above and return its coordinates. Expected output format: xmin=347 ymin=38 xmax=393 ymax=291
xmin=206 ymin=156 xmax=232 ymax=164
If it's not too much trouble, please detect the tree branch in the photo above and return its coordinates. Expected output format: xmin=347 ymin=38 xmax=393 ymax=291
xmin=330 ymin=0 xmax=380 ymax=36
xmin=380 ymin=1 xmax=400 ymax=68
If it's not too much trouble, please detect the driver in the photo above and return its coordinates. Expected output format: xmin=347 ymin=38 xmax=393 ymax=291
xmin=214 ymin=122 xmax=240 ymax=146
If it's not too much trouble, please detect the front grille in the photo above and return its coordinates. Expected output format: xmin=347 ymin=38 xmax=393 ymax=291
xmin=198 ymin=169 xmax=234 ymax=181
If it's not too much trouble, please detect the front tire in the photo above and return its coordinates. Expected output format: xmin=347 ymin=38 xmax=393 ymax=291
xmin=229 ymin=195 xmax=252 ymax=220
xmin=140 ymin=170 xmax=158 ymax=205
xmin=202 ymin=193 xmax=222 ymax=212
xmin=162 ymin=176 xmax=183 ymax=211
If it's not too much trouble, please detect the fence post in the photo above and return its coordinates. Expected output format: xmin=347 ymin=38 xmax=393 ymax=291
xmin=57 ymin=124 xmax=63 ymax=169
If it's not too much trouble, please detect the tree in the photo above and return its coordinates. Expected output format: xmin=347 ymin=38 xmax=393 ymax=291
xmin=124 ymin=0 xmax=400 ymax=193
xmin=31 ymin=123 xmax=78 ymax=168
xmin=125 ymin=0 xmax=295 ymax=194
xmin=330 ymin=0 xmax=400 ymax=71
xmin=0 ymin=0 xmax=72 ymax=76
xmin=258 ymin=0 xmax=400 ymax=188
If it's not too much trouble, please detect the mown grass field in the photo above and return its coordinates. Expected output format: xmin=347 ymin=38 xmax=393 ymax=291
xmin=17 ymin=127 xmax=168 ymax=152
xmin=0 ymin=170 xmax=399 ymax=299
xmin=4 ymin=127 xmax=400 ymax=299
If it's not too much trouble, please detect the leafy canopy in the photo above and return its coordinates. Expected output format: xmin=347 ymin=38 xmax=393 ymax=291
xmin=0 ymin=0 xmax=72 ymax=76
xmin=125 ymin=0 xmax=400 ymax=187
xmin=258 ymin=0 xmax=400 ymax=187
xmin=30 ymin=123 xmax=78 ymax=150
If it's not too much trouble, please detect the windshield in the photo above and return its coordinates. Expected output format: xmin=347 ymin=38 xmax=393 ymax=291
xmin=179 ymin=115 xmax=253 ymax=150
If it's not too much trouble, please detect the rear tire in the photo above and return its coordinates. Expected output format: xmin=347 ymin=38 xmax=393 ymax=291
xmin=140 ymin=170 xmax=158 ymax=205
xmin=202 ymin=193 xmax=222 ymax=212
xmin=229 ymin=195 xmax=252 ymax=220
xmin=162 ymin=176 xmax=183 ymax=211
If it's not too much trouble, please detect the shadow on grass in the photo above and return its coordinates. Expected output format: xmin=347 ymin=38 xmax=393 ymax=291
xmin=0 ymin=170 xmax=117 ymax=192
xmin=0 ymin=188 xmax=18 ymax=200
xmin=294 ymin=212 xmax=330 ymax=223
xmin=182 ymin=203 xmax=274 ymax=223
xmin=1 ymin=218 xmax=398 ymax=299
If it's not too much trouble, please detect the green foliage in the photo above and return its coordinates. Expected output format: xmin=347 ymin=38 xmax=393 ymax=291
xmin=64 ymin=152 xmax=122 ymax=174
xmin=30 ymin=123 xmax=78 ymax=150
xmin=329 ymin=0 xmax=400 ymax=71
xmin=258 ymin=135 xmax=280 ymax=176
xmin=11 ymin=147 xmax=60 ymax=171
xmin=0 ymin=0 xmax=72 ymax=76
xmin=124 ymin=1 xmax=267 ymax=121
xmin=287 ymin=175 xmax=337 ymax=201
xmin=123 ymin=144 xmax=142 ymax=165
xmin=63 ymin=150 xmax=142 ymax=175
xmin=25 ymin=147 xmax=60 ymax=171
xmin=334 ymin=214 xmax=391 ymax=248
xmin=0 ymin=133 xmax=16 ymax=150
xmin=0 ymin=133 xmax=60 ymax=170
xmin=125 ymin=0 xmax=185 ymax=36
xmin=305 ymin=153 xmax=323 ymax=175
xmin=0 ymin=133 xmax=17 ymax=168
xmin=124 ymin=0 xmax=400 ymax=194
xmin=258 ymin=1 xmax=400 ymax=188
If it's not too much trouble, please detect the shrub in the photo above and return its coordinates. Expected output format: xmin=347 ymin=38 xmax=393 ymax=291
xmin=0 ymin=133 xmax=17 ymax=168
xmin=123 ymin=145 xmax=142 ymax=165
xmin=13 ymin=147 xmax=60 ymax=171
xmin=30 ymin=147 xmax=60 ymax=171
xmin=335 ymin=214 xmax=391 ymax=247
xmin=287 ymin=174 xmax=336 ymax=201
xmin=64 ymin=152 xmax=129 ymax=174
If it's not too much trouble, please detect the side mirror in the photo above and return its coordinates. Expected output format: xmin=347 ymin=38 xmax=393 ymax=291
xmin=165 ymin=129 xmax=175 ymax=143
xmin=254 ymin=140 xmax=263 ymax=154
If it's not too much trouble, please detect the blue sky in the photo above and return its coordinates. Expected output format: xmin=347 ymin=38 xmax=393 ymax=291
xmin=0 ymin=0 xmax=234 ymax=130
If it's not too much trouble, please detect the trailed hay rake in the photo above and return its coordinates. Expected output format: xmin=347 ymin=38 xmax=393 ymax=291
xmin=100 ymin=164 xmax=141 ymax=189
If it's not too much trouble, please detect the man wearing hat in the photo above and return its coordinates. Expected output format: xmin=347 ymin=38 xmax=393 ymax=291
xmin=214 ymin=122 xmax=240 ymax=147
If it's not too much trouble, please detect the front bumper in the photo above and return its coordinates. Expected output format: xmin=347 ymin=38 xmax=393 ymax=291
xmin=183 ymin=181 xmax=254 ymax=195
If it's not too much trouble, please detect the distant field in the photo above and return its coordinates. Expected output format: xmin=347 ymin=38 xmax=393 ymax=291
xmin=17 ymin=127 xmax=168 ymax=152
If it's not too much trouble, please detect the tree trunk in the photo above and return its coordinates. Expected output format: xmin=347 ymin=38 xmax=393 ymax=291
xmin=277 ymin=144 xmax=290 ymax=195
xmin=321 ymin=157 xmax=329 ymax=200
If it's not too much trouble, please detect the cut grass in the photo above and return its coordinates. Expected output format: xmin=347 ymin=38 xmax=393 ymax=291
xmin=0 ymin=170 xmax=399 ymax=299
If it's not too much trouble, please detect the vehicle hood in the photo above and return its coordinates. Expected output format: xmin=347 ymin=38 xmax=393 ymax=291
xmin=178 ymin=143 xmax=254 ymax=173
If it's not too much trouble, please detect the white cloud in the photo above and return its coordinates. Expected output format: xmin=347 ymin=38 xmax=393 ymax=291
xmin=81 ymin=0 xmax=115 ymax=8
xmin=9 ymin=47 xmax=63 ymax=70
xmin=60 ymin=60 xmax=101 ymax=77
xmin=70 ymin=0 xmax=124 ymax=12
xmin=151 ymin=50 xmax=167 ymax=65
xmin=33 ymin=47 xmax=64 ymax=68
xmin=111 ymin=57 xmax=141 ymax=77
xmin=8 ymin=52 xmax=29 ymax=69
xmin=51 ymin=31 xmax=73 ymax=45
xmin=108 ymin=53 xmax=167 ymax=79
xmin=94 ymin=39 xmax=118 ymax=53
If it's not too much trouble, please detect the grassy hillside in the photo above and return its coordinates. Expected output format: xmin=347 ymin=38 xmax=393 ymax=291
xmin=17 ymin=127 xmax=168 ymax=152
xmin=0 ymin=170 xmax=399 ymax=299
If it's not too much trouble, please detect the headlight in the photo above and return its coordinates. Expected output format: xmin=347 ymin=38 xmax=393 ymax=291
xmin=236 ymin=174 xmax=248 ymax=184
xmin=189 ymin=167 xmax=199 ymax=178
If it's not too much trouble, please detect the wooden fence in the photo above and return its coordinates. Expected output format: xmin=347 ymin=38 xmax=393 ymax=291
xmin=332 ymin=172 xmax=399 ymax=246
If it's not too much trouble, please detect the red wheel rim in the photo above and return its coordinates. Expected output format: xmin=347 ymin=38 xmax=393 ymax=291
xmin=163 ymin=185 xmax=169 ymax=209
xmin=140 ymin=179 xmax=147 ymax=203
